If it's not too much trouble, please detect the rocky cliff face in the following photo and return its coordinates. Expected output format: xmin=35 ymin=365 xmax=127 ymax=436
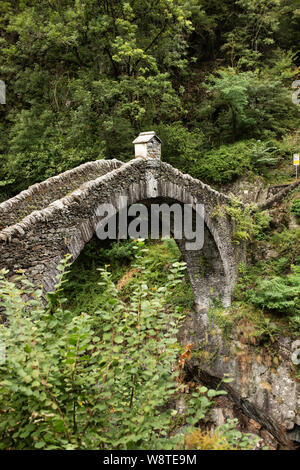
xmin=179 ymin=308 xmax=299 ymax=449
xmin=200 ymin=176 xmax=299 ymax=449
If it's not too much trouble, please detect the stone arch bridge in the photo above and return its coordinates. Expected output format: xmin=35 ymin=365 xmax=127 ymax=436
xmin=0 ymin=157 xmax=244 ymax=309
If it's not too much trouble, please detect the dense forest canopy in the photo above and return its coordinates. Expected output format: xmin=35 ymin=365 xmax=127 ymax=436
xmin=0 ymin=0 xmax=299 ymax=196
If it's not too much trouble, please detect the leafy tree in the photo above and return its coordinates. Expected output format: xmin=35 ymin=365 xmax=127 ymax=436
xmin=156 ymin=122 xmax=204 ymax=172
xmin=221 ymin=0 xmax=282 ymax=69
xmin=1 ymin=0 xmax=300 ymax=199
xmin=0 ymin=0 xmax=193 ymax=195
xmin=204 ymin=68 xmax=300 ymax=143
xmin=277 ymin=0 xmax=300 ymax=63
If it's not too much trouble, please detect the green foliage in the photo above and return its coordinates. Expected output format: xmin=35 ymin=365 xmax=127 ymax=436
xmin=1 ymin=0 xmax=300 ymax=199
xmin=291 ymin=199 xmax=300 ymax=219
xmin=2 ymin=145 xmax=96 ymax=195
xmin=184 ymin=418 xmax=259 ymax=450
xmin=0 ymin=1 xmax=299 ymax=449
xmin=204 ymin=67 xmax=300 ymax=144
xmin=191 ymin=141 xmax=252 ymax=184
xmin=221 ymin=0 xmax=281 ymax=69
xmin=213 ymin=196 xmax=271 ymax=244
xmin=217 ymin=418 xmax=259 ymax=450
xmin=246 ymin=265 xmax=300 ymax=320
xmin=187 ymin=137 xmax=290 ymax=185
xmin=0 ymin=0 xmax=193 ymax=197
xmin=207 ymin=305 xmax=234 ymax=340
xmin=156 ymin=122 xmax=205 ymax=173
xmin=250 ymin=317 xmax=281 ymax=344
xmin=0 ymin=242 xmax=200 ymax=450
xmin=270 ymin=228 xmax=300 ymax=269
xmin=277 ymin=0 xmax=300 ymax=53
xmin=61 ymin=238 xmax=136 ymax=317
xmin=64 ymin=238 xmax=194 ymax=318
xmin=248 ymin=140 xmax=279 ymax=170
xmin=233 ymin=227 xmax=300 ymax=336
xmin=276 ymin=132 xmax=300 ymax=160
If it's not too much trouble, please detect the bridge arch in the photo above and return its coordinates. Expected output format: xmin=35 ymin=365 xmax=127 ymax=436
xmin=59 ymin=162 xmax=241 ymax=308
xmin=0 ymin=158 xmax=244 ymax=309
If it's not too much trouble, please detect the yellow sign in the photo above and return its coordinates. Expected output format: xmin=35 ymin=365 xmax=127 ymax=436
xmin=294 ymin=154 xmax=299 ymax=166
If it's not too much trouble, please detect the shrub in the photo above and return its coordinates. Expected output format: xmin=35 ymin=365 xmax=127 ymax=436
xmin=248 ymin=140 xmax=279 ymax=170
xmin=246 ymin=265 xmax=300 ymax=319
xmin=205 ymin=68 xmax=300 ymax=144
xmin=185 ymin=419 xmax=259 ymax=450
xmin=213 ymin=196 xmax=271 ymax=244
xmin=156 ymin=123 xmax=205 ymax=173
xmin=63 ymin=238 xmax=194 ymax=318
xmin=0 ymin=242 xmax=219 ymax=450
xmin=291 ymin=199 xmax=300 ymax=219
xmin=191 ymin=141 xmax=252 ymax=184
xmin=270 ymin=228 xmax=300 ymax=269
xmin=2 ymin=144 xmax=99 ymax=198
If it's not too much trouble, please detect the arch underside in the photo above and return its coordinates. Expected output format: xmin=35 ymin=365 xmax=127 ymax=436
xmin=129 ymin=196 xmax=227 ymax=309
xmin=67 ymin=192 xmax=230 ymax=310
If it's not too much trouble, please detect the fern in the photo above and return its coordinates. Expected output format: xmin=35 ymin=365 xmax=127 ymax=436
xmin=246 ymin=265 xmax=300 ymax=318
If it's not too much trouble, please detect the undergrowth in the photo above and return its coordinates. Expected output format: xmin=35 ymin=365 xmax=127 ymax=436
xmin=63 ymin=237 xmax=194 ymax=318
xmin=0 ymin=241 xmax=254 ymax=450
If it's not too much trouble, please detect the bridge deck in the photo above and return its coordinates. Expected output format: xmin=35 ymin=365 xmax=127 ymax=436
xmin=0 ymin=159 xmax=122 ymax=231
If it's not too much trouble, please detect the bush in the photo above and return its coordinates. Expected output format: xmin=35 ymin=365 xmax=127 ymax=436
xmin=271 ymin=228 xmax=300 ymax=269
xmin=248 ymin=140 xmax=279 ymax=171
xmin=1 ymin=143 xmax=99 ymax=198
xmin=0 ymin=242 xmax=220 ymax=450
xmin=185 ymin=418 xmax=259 ymax=450
xmin=191 ymin=141 xmax=252 ymax=184
xmin=63 ymin=238 xmax=194 ymax=318
xmin=213 ymin=196 xmax=271 ymax=244
xmin=291 ymin=199 xmax=300 ymax=219
xmin=205 ymin=68 xmax=300 ymax=144
xmin=156 ymin=123 xmax=205 ymax=173
xmin=246 ymin=265 xmax=300 ymax=320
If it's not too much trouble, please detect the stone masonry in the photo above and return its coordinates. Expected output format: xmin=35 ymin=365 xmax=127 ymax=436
xmin=0 ymin=157 xmax=244 ymax=308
